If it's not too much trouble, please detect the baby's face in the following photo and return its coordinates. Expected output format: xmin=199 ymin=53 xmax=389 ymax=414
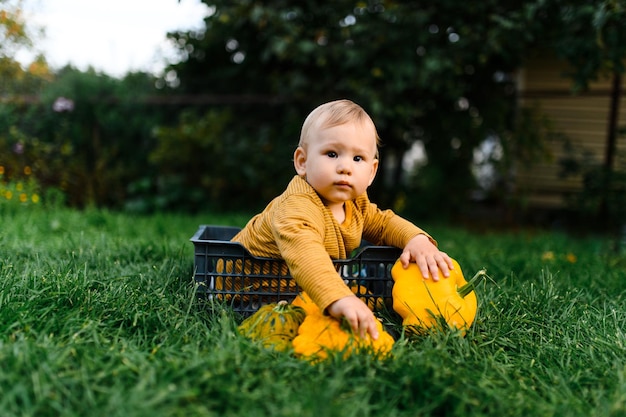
xmin=294 ymin=120 xmax=379 ymax=211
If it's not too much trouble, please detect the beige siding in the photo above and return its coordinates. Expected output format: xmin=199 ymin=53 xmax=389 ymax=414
xmin=516 ymin=54 xmax=626 ymax=208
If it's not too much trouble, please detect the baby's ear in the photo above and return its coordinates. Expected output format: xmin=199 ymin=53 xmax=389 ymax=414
xmin=293 ymin=146 xmax=307 ymax=176
xmin=368 ymin=158 xmax=379 ymax=185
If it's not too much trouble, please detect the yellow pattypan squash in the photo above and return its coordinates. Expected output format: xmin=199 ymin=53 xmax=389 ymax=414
xmin=292 ymin=311 xmax=394 ymax=362
xmin=391 ymin=258 xmax=478 ymax=334
xmin=291 ymin=291 xmax=321 ymax=316
xmin=238 ymin=301 xmax=306 ymax=351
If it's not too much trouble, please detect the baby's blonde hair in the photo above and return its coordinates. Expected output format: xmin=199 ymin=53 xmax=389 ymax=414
xmin=299 ymin=99 xmax=381 ymax=156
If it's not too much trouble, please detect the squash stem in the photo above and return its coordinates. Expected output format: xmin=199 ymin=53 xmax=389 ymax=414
xmin=458 ymin=268 xmax=487 ymax=298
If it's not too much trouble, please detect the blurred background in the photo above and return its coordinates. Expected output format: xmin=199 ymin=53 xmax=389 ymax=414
xmin=2 ymin=0 xmax=626 ymax=234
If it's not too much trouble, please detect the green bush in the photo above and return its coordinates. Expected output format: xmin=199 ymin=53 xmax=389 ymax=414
xmin=7 ymin=68 xmax=166 ymax=208
xmin=146 ymin=105 xmax=299 ymax=212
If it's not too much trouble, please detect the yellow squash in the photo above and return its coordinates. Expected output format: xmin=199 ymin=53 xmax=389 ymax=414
xmin=238 ymin=301 xmax=306 ymax=351
xmin=292 ymin=311 xmax=394 ymax=362
xmin=391 ymin=258 xmax=478 ymax=333
xmin=291 ymin=292 xmax=321 ymax=316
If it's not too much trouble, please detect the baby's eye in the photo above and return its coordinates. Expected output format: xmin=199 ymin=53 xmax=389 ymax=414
xmin=353 ymin=155 xmax=364 ymax=162
xmin=326 ymin=151 xmax=338 ymax=158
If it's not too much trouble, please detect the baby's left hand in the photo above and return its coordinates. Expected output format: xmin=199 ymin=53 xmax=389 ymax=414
xmin=398 ymin=234 xmax=453 ymax=281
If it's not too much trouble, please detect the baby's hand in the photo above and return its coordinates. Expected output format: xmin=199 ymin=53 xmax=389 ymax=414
xmin=327 ymin=295 xmax=379 ymax=340
xmin=399 ymin=234 xmax=453 ymax=281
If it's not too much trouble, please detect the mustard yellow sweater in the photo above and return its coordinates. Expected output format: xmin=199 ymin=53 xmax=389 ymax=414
xmin=232 ymin=175 xmax=434 ymax=312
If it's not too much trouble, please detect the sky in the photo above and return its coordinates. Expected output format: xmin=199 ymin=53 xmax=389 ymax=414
xmin=19 ymin=0 xmax=211 ymax=77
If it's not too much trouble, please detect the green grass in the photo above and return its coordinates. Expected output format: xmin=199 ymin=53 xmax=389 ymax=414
xmin=1 ymin=208 xmax=625 ymax=417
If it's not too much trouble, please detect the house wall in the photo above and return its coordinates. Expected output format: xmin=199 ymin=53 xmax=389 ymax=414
xmin=515 ymin=53 xmax=626 ymax=208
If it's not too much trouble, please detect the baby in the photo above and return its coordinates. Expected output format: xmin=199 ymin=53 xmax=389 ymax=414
xmin=232 ymin=99 xmax=452 ymax=339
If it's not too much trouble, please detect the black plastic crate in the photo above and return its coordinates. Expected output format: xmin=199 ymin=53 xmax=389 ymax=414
xmin=190 ymin=225 xmax=402 ymax=316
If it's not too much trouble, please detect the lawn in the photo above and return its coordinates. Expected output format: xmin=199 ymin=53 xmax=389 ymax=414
xmin=0 ymin=207 xmax=624 ymax=417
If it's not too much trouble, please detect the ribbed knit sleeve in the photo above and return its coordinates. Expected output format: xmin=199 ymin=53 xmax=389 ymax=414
xmin=271 ymin=192 xmax=354 ymax=312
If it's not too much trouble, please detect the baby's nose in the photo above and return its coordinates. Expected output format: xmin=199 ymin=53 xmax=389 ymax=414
xmin=337 ymin=160 xmax=352 ymax=174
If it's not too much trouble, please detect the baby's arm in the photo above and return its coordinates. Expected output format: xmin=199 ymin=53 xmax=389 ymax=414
xmin=327 ymin=234 xmax=451 ymax=339
xmin=398 ymin=234 xmax=454 ymax=281
xmin=326 ymin=295 xmax=379 ymax=340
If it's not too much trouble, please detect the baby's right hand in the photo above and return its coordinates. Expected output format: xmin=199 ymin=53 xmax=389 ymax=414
xmin=327 ymin=295 xmax=379 ymax=340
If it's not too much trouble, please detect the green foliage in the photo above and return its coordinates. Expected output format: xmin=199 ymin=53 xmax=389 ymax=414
xmin=0 ymin=1 xmax=31 ymax=63
xmin=562 ymin=155 xmax=626 ymax=231
xmin=549 ymin=1 xmax=626 ymax=91
xmin=482 ymin=0 xmax=626 ymax=90
xmin=159 ymin=0 xmax=626 ymax=216
xmin=1 ymin=67 xmax=167 ymax=208
xmin=0 ymin=209 xmax=625 ymax=416
xmin=580 ymin=165 xmax=626 ymax=222
xmin=165 ymin=0 xmax=525 ymax=214
xmin=4 ymin=0 xmax=626 ymax=217
xmin=0 ymin=0 xmax=51 ymax=94
xmin=144 ymin=104 xmax=300 ymax=212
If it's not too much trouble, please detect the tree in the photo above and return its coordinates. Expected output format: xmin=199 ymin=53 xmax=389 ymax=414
xmin=0 ymin=0 xmax=50 ymax=94
xmin=161 ymin=0 xmax=626 ymax=217
xmin=0 ymin=0 xmax=30 ymax=78
xmin=1 ymin=0 xmax=53 ymax=204
xmin=0 ymin=66 xmax=168 ymax=208
xmin=162 ymin=0 xmax=522 ymax=215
